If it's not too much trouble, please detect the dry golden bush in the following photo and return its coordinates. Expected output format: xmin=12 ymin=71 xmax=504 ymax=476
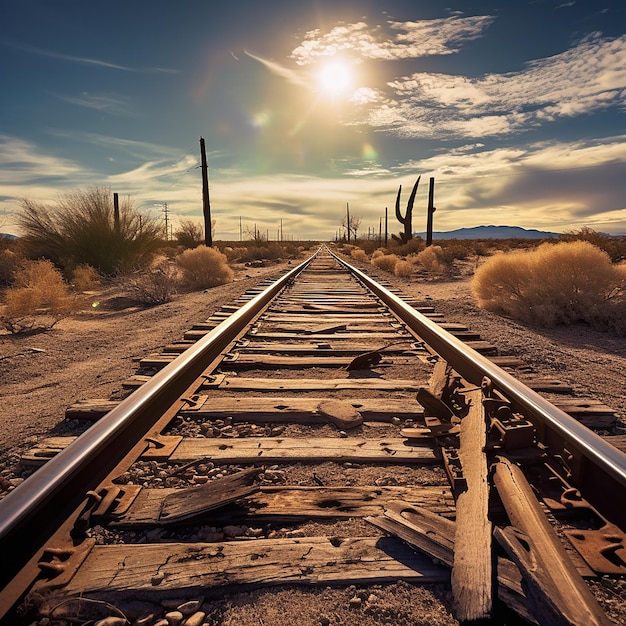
xmin=371 ymin=249 xmax=385 ymax=260
xmin=2 ymin=259 xmax=76 ymax=333
xmin=472 ymin=241 xmax=626 ymax=330
xmin=71 ymin=264 xmax=101 ymax=291
xmin=394 ymin=260 xmax=414 ymax=278
xmin=124 ymin=261 xmax=178 ymax=306
xmin=176 ymin=245 xmax=233 ymax=290
xmin=371 ymin=253 xmax=400 ymax=273
xmin=350 ymin=248 xmax=369 ymax=262
xmin=416 ymin=246 xmax=445 ymax=273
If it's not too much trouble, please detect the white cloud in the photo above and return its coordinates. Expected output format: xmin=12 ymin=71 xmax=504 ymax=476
xmin=290 ymin=16 xmax=495 ymax=65
xmin=51 ymin=92 xmax=133 ymax=115
xmin=359 ymin=32 xmax=626 ymax=139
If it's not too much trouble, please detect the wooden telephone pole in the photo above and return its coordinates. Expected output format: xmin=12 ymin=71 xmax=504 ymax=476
xmin=200 ymin=137 xmax=212 ymax=247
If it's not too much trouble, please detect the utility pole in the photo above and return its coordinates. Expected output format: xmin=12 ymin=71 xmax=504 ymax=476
xmin=162 ymin=202 xmax=169 ymax=241
xmin=280 ymin=218 xmax=283 ymax=242
xmin=239 ymin=216 xmax=242 ymax=242
xmin=113 ymin=192 xmax=120 ymax=234
xmin=379 ymin=217 xmax=382 ymax=247
xmin=426 ymin=177 xmax=436 ymax=247
xmin=346 ymin=202 xmax=351 ymax=243
xmin=384 ymin=207 xmax=388 ymax=246
xmin=200 ymin=137 xmax=212 ymax=247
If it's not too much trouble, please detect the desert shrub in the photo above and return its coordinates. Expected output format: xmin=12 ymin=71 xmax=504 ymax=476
xmin=472 ymin=241 xmax=626 ymax=330
xmin=371 ymin=249 xmax=385 ymax=260
xmin=0 ymin=248 xmax=21 ymax=286
xmin=559 ymin=227 xmax=626 ymax=262
xmin=124 ymin=262 xmax=178 ymax=305
xmin=416 ymin=246 xmax=445 ymax=273
xmin=394 ymin=260 xmax=414 ymax=278
xmin=71 ymin=264 xmax=101 ymax=291
xmin=350 ymin=248 xmax=369 ymax=262
xmin=392 ymin=237 xmax=426 ymax=257
xmin=1 ymin=260 xmax=75 ymax=333
xmin=174 ymin=219 xmax=204 ymax=249
xmin=372 ymin=253 xmax=400 ymax=273
xmin=17 ymin=187 xmax=163 ymax=275
xmin=176 ymin=245 xmax=233 ymax=290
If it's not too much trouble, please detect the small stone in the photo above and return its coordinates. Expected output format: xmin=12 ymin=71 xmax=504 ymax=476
xmin=153 ymin=619 xmax=169 ymax=626
xmin=193 ymin=475 xmax=209 ymax=484
xmin=367 ymin=593 xmax=378 ymax=604
xmin=349 ymin=596 xmax=362 ymax=609
xmin=223 ymin=525 xmax=246 ymax=538
xmin=178 ymin=600 xmax=202 ymax=616
xmin=339 ymin=430 xmax=348 ymax=438
xmin=183 ymin=612 xmax=207 ymax=626
xmin=165 ymin=610 xmax=184 ymax=625
xmin=391 ymin=417 xmax=401 ymax=425
xmin=319 ymin=617 xmax=331 ymax=626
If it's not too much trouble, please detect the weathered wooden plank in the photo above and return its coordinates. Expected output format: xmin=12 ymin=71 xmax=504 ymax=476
xmin=518 ymin=377 xmax=573 ymax=394
xmin=112 ymin=486 xmax=455 ymax=526
xmin=219 ymin=354 xmax=419 ymax=369
xmin=231 ymin=342 xmax=417 ymax=355
xmin=40 ymin=537 xmax=448 ymax=599
xmin=164 ymin=437 xmax=438 ymax=465
xmin=69 ymin=397 xmax=425 ymax=423
xmin=451 ymin=387 xmax=492 ymax=622
xmin=248 ymin=331 xmax=403 ymax=340
xmin=202 ymin=377 xmax=422 ymax=392
xmin=604 ymin=435 xmax=626 ymax=454
xmin=493 ymin=457 xmax=612 ymax=626
xmin=550 ymin=399 xmax=616 ymax=428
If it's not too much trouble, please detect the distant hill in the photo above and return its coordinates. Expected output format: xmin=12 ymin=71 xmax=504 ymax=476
xmin=0 ymin=233 xmax=18 ymax=240
xmin=415 ymin=225 xmax=559 ymax=240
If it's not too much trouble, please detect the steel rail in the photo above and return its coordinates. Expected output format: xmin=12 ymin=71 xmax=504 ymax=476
xmin=0 ymin=250 xmax=317 ymax=603
xmin=330 ymin=247 xmax=626 ymax=527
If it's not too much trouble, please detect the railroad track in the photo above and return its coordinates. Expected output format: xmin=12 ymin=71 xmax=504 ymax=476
xmin=1 ymin=246 xmax=625 ymax=625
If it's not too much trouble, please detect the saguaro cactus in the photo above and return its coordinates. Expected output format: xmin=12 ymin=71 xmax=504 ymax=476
xmin=392 ymin=176 xmax=420 ymax=244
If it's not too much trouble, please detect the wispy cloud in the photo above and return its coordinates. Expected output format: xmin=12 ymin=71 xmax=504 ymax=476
xmin=244 ymin=50 xmax=311 ymax=89
xmin=354 ymin=32 xmax=626 ymax=139
xmin=1 ymin=40 xmax=178 ymax=74
xmin=290 ymin=15 xmax=495 ymax=65
xmin=51 ymin=92 xmax=134 ymax=115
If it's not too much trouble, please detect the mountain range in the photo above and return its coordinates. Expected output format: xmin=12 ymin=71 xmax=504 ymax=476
xmin=415 ymin=225 xmax=559 ymax=240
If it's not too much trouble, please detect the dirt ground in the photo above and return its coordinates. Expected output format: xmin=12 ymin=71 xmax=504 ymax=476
xmin=1 ymin=253 xmax=625 ymax=625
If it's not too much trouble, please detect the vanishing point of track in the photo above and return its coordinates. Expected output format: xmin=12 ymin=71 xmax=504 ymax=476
xmin=0 ymin=246 xmax=625 ymax=625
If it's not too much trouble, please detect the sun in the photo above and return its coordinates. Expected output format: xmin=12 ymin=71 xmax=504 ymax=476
xmin=316 ymin=60 xmax=354 ymax=99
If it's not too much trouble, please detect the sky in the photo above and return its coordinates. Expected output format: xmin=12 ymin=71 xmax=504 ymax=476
xmin=1 ymin=0 xmax=625 ymax=241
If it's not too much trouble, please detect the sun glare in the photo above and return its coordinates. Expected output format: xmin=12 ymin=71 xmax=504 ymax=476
xmin=317 ymin=60 xmax=354 ymax=98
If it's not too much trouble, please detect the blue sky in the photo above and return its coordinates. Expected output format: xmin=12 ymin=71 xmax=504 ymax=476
xmin=1 ymin=0 xmax=625 ymax=239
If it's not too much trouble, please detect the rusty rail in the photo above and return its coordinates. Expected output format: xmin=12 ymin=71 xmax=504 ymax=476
xmin=330 ymin=247 xmax=626 ymax=527
xmin=0 ymin=251 xmax=317 ymax=608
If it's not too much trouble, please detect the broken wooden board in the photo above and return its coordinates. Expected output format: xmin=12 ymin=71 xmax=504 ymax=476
xmin=316 ymin=399 xmax=363 ymax=429
xmin=159 ymin=437 xmax=438 ymax=465
xmin=248 ymin=331 xmax=403 ymax=340
xmin=451 ymin=387 xmax=492 ymax=622
xmin=35 ymin=536 xmax=448 ymax=600
xmin=493 ymin=457 xmax=611 ymax=626
xmin=201 ymin=376 xmax=422 ymax=392
xmin=366 ymin=503 xmax=533 ymax=624
xmin=225 ymin=341 xmax=417 ymax=356
xmin=159 ymin=468 xmax=261 ymax=524
xmin=111 ymin=486 xmax=455 ymax=526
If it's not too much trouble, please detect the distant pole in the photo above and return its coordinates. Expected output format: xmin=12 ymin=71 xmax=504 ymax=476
xmin=113 ymin=192 xmax=120 ymax=234
xmin=200 ymin=137 xmax=212 ymax=247
xmin=162 ymin=202 xmax=169 ymax=240
xmin=346 ymin=202 xmax=351 ymax=243
xmin=239 ymin=216 xmax=242 ymax=242
xmin=379 ymin=217 xmax=382 ymax=247
xmin=426 ymin=177 xmax=436 ymax=247
xmin=384 ymin=207 xmax=388 ymax=246
xmin=280 ymin=218 xmax=283 ymax=242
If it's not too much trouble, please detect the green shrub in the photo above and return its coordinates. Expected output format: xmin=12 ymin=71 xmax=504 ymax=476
xmin=176 ymin=245 xmax=233 ymax=290
xmin=1 ymin=260 xmax=76 ymax=333
xmin=17 ymin=187 xmax=163 ymax=275
xmin=471 ymin=241 xmax=626 ymax=330
xmin=371 ymin=253 xmax=400 ymax=273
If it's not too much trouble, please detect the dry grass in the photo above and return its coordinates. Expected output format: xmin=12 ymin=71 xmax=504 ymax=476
xmin=350 ymin=248 xmax=369 ymax=262
xmin=1 ymin=259 xmax=76 ymax=333
xmin=472 ymin=241 xmax=626 ymax=331
xmin=176 ymin=245 xmax=234 ymax=290
xmin=71 ymin=264 xmax=101 ymax=291
xmin=371 ymin=253 xmax=400 ymax=273
xmin=416 ymin=246 xmax=445 ymax=273
xmin=394 ymin=260 xmax=414 ymax=278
